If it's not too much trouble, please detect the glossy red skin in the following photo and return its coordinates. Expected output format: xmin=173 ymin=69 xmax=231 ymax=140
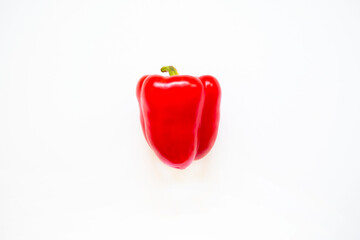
xmin=136 ymin=75 xmax=148 ymax=139
xmin=136 ymin=74 xmax=221 ymax=169
xmin=195 ymin=75 xmax=221 ymax=160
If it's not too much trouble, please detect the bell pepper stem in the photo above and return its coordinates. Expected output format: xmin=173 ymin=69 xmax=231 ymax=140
xmin=161 ymin=66 xmax=179 ymax=76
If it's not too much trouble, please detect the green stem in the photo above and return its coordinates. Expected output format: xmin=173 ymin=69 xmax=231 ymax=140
xmin=161 ymin=66 xmax=179 ymax=76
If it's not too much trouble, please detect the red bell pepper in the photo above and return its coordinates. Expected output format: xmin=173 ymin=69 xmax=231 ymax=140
xmin=136 ymin=66 xmax=221 ymax=169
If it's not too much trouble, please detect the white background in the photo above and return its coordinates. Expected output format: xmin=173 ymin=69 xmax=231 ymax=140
xmin=1 ymin=0 xmax=360 ymax=239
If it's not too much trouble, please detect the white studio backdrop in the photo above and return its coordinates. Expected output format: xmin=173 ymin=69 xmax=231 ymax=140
xmin=1 ymin=0 xmax=360 ymax=239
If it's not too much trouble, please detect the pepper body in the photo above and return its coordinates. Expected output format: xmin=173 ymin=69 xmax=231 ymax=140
xmin=195 ymin=75 xmax=221 ymax=160
xmin=136 ymin=67 xmax=221 ymax=169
